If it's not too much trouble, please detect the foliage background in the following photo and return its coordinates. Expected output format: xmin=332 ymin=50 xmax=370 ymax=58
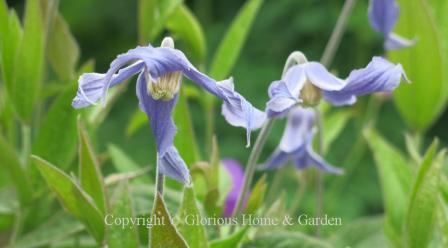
xmin=1 ymin=0 xmax=447 ymax=247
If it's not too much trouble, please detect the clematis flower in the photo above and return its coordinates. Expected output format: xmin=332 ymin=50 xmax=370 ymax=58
xmin=261 ymin=107 xmax=343 ymax=173
xmin=72 ymin=37 xmax=266 ymax=183
xmin=267 ymin=56 xmax=407 ymax=118
xmin=222 ymin=159 xmax=246 ymax=217
xmin=368 ymin=0 xmax=415 ymax=50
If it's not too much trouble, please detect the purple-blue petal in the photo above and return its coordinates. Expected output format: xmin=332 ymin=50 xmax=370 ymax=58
xmin=385 ymin=33 xmax=416 ymax=51
xmin=158 ymin=146 xmax=190 ymax=184
xmin=222 ymin=159 xmax=245 ymax=217
xmin=72 ymin=61 xmax=145 ymax=108
xmin=136 ymin=73 xmax=189 ymax=183
xmin=260 ymin=149 xmax=290 ymax=170
xmin=368 ymin=0 xmax=399 ymax=35
xmin=217 ymin=79 xmax=267 ymax=146
xmin=266 ymin=80 xmax=299 ymax=118
xmin=324 ymin=56 xmax=407 ymax=106
xmin=279 ymin=107 xmax=315 ymax=153
xmin=304 ymin=62 xmax=346 ymax=91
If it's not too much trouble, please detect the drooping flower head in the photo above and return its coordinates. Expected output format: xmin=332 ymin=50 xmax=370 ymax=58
xmin=262 ymin=107 xmax=343 ymax=173
xmin=368 ymin=0 xmax=415 ymax=50
xmin=267 ymin=55 xmax=407 ymax=118
xmin=264 ymin=53 xmax=407 ymax=172
xmin=72 ymin=37 xmax=266 ymax=183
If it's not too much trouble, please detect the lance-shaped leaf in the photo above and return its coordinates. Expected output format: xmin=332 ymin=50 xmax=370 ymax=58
xmin=322 ymin=110 xmax=351 ymax=153
xmin=138 ymin=0 xmax=183 ymax=43
xmin=209 ymin=0 xmax=264 ymax=80
xmin=10 ymin=0 xmax=45 ymax=123
xmin=364 ymin=128 xmax=412 ymax=246
xmin=244 ymin=174 xmax=267 ymax=215
xmin=405 ymin=140 xmax=443 ymax=248
xmin=166 ymin=4 xmax=206 ymax=63
xmin=78 ymin=118 xmax=107 ymax=214
xmin=176 ymin=186 xmax=208 ymax=248
xmin=32 ymin=155 xmax=105 ymax=244
xmin=243 ymin=231 xmax=332 ymax=248
xmin=390 ymin=0 xmax=448 ymax=131
xmin=108 ymin=144 xmax=141 ymax=173
xmin=0 ymin=4 xmax=22 ymax=93
xmin=150 ymin=193 xmax=188 ymax=248
xmin=108 ymin=181 xmax=139 ymax=248
xmin=209 ymin=227 xmax=248 ymax=248
xmin=173 ymin=87 xmax=201 ymax=166
xmin=33 ymin=86 xmax=78 ymax=169
xmin=46 ymin=12 xmax=79 ymax=81
xmin=0 ymin=134 xmax=32 ymax=205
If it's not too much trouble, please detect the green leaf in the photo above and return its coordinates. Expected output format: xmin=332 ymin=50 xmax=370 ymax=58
xmin=46 ymin=12 xmax=79 ymax=80
xmin=15 ymin=212 xmax=84 ymax=248
xmin=32 ymin=155 xmax=105 ymax=244
xmin=330 ymin=216 xmax=388 ymax=248
xmin=166 ymin=4 xmax=206 ymax=63
xmin=390 ymin=0 xmax=448 ymax=131
xmin=243 ymin=231 xmax=332 ymax=248
xmin=176 ymin=186 xmax=208 ymax=248
xmin=108 ymin=144 xmax=141 ymax=173
xmin=0 ymin=134 xmax=32 ymax=205
xmin=138 ymin=0 xmax=183 ymax=44
xmin=323 ymin=110 xmax=351 ymax=153
xmin=126 ymin=110 xmax=147 ymax=137
xmin=173 ymin=87 xmax=201 ymax=165
xmin=33 ymin=86 xmax=78 ymax=169
xmin=364 ymin=128 xmax=412 ymax=245
xmin=209 ymin=0 xmax=263 ymax=80
xmin=244 ymin=174 xmax=267 ymax=215
xmin=209 ymin=227 xmax=248 ymax=248
xmin=405 ymin=140 xmax=442 ymax=248
xmin=0 ymin=9 xmax=22 ymax=95
xmin=150 ymin=193 xmax=188 ymax=248
xmin=10 ymin=0 xmax=45 ymax=123
xmin=108 ymin=181 xmax=140 ymax=248
xmin=78 ymin=118 xmax=107 ymax=214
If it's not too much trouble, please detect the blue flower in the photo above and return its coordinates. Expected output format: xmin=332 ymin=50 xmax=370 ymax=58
xmin=267 ymin=56 xmax=407 ymax=117
xmin=261 ymin=107 xmax=343 ymax=173
xmin=368 ymin=0 xmax=415 ymax=50
xmin=72 ymin=37 xmax=266 ymax=183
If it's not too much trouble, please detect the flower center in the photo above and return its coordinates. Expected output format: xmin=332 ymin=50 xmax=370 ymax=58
xmin=299 ymin=81 xmax=322 ymax=107
xmin=146 ymin=71 xmax=182 ymax=101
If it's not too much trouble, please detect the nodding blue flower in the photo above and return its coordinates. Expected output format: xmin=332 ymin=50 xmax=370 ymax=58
xmin=267 ymin=56 xmax=407 ymax=118
xmin=72 ymin=37 xmax=266 ymax=183
xmin=261 ymin=107 xmax=343 ymax=174
xmin=368 ymin=0 xmax=415 ymax=50
xmin=221 ymin=159 xmax=246 ymax=217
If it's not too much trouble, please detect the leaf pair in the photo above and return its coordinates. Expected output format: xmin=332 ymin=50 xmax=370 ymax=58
xmin=365 ymin=128 xmax=446 ymax=247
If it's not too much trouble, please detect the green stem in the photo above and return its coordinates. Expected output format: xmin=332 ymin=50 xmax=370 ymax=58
xmin=314 ymin=108 xmax=324 ymax=237
xmin=231 ymin=52 xmax=309 ymax=222
xmin=155 ymin=155 xmax=164 ymax=196
xmin=232 ymin=118 xmax=275 ymax=218
xmin=320 ymin=0 xmax=357 ymax=67
xmin=21 ymin=124 xmax=31 ymax=166
xmin=287 ymin=171 xmax=307 ymax=215
xmin=312 ymin=0 xmax=356 ymax=237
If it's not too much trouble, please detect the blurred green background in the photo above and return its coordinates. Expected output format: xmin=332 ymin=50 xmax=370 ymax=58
xmin=5 ymin=0 xmax=448 ymax=232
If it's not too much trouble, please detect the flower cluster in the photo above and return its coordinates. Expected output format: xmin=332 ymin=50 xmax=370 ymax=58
xmin=72 ymin=0 xmax=411 ymax=183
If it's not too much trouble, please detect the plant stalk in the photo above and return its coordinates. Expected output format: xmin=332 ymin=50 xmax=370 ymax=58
xmin=320 ymin=0 xmax=357 ymax=67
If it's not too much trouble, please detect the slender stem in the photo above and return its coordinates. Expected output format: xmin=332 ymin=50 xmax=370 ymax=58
xmin=21 ymin=124 xmax=31 ymax=166
xmin=155 ymin=156 xmax=164 ymax=196
xmin=287 ymin=171 xmax=307 ymax=215
xmin=314 ymin=108 xmax=324 ymax=237
xmin=320 ymin=0 xmax=357 ymax=67
xmin=312 ymin=0 xmax=356 ymax=237
xmin=232 ymin=119 xmax=275 ymax=218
